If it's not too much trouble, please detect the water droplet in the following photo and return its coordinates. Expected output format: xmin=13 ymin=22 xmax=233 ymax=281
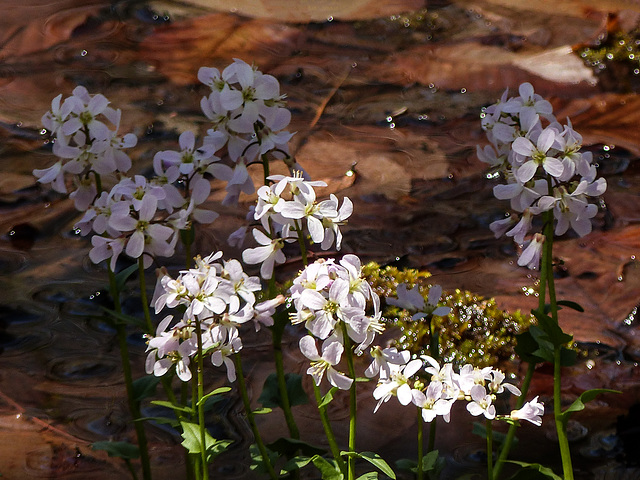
xmin=351 ymin=62 xmax=357 ymax=68
xmin=327 ymin=16 xmax=333 ymax=22
xmin=460 ymin=88 xmax=467 ymax=93
xmin=81 ymin=50 xmax=88 ymax=57
xmin=40 ymin=128 xmax=47 ymax=135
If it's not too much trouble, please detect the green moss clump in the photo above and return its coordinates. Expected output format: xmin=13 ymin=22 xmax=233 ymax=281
xmin=363 ymin=262 xmax=533 ymax=369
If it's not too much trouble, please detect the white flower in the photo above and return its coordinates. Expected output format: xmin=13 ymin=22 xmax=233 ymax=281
xmin=299 ymin=336 xmax=353 ymax=390
xmin=518 ymin=233 xmax=545 ymax=270
xmin=466 ymin=384 xmax=496 ymax=420
xmin=365 ymin=346 xmax=410 ymax=380
xmin=412 ymin=383 xmax=453 ymax=423
xmin=510 ymin=396 xmax=544 ymax=426
xmin=372 ymin=359 xmax=423 ymax=412
xmin=242 ymin=228 xmax=286 ymax=279
xmin=512 ymin=127 xmax=564 ymax=183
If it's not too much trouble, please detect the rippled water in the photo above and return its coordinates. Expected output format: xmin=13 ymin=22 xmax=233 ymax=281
xmin=2 ymin=0 xmax=640 ymax=478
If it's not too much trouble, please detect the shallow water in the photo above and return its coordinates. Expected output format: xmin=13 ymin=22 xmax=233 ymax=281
xmin=2 ymin=0 xmax=640 ymax=478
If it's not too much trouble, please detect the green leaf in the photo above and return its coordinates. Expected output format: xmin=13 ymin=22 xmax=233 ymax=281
xmin=559 ymin=346 xmax=578 ymax=367
xmin=281 ymin=455 xmax=315 ymax=473
xmin=196 ymin=386 xmax=231 ymax=407
xmin=558 ymin=388 xmax=620 ymax=427
xmin=92 ymin=441 xmax=140 ymax=460
xmin=249 ymin=443 xmax=279 ymax=473
xmin=357 ymin=473 xmax=378 ymax=480
xmin=136 ymin=416 xmax=180 ymax=428
xmin=395 ymin=451 xmax=440 ymax=474
xmin=530 ymin=309 xmax=573 ymax=347
xmin=253 ymin=407 xmax=272 ymax=415
xmin=341 ymin=451 xmax=396 ymax=479
xmin=514 ymin=330 xmax=546 ymax=365
xmin=267 ymin=437 xmax=326 ymax=458
xmin=311 ymin=455 xmax=343 ymax=480
xmin=179 ymin=421 xmax=231 ymax=461
xmin=556 ymin=300 xmax=584 ymax=312
xmin=318 ymin=387 xmax=338 ymax=408
xmin=151 ymin=400 xmax=195 ymax=415
xmin=506 ymin=461 xmax=562 ymax=479
xmin=132 ymin=375 xmax=160 ymax=402
xmin=114 ymin=263 xmax=139 ymax=292
xmin=258 ymin=373 xmax=309 ymax=409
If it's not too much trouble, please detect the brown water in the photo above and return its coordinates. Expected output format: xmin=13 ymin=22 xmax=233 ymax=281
xmin=2 ymin=1 xmax=640 ymax=478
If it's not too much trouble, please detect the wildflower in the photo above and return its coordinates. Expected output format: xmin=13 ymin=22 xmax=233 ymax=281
xmin=510 ymin=396 xmax=544 ymax=426
xmin=299 ymin=336 xmax=353 ymax=390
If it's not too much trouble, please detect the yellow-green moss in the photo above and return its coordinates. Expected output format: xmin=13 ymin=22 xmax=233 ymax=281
xmin=363 ymin=262 xmax=533 ymax=369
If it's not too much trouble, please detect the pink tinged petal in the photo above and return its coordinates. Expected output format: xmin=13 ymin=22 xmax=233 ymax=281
xmin=139 ymin=194 xmax=158 ymax=221
xmin=255 ymin=74 xmax=280 ymax=99
xmin=300 ymin=289 xmax=327 ymax=310
xmin=327 ymin=368 xmax=353 ymax=390
xmin=88 ymin=94 xmax=109 ymax=114
xmin=219 ymin=85 xmax=243 ymax=111
xmin=191 ymin=178 xmax=212 ymax=204
xmin=178 ymin=130 xmax=195 ymax=151
xmin=536 ymin=128 xmax=556 ymax=154
xmin=299 ymin=335 xmax=321 ymax=361
xmin=322 ymin=340 xmax=344 ymax=365
xmin=512 ymin=137 xmax=535 ymax=157
xmin=126 ymin=230 xmax=145 ymax=258
xmin=154 ymin=358 xmax=172 ymax=377
xmin=62 ymin=117 xmax=82 ymax=136
xmin=176 ymin=359 xmax=192 ymax=382
xmin=493 ymin=183 xmax=522 ymax=200
xmin=307 ymin=216 xmax=325 ymax=243
xmin=518 ymin=82 xmax=534 ymax=100
xmin=516 ymin=160 xmax=538 ymax=183
xmin=542 ymin=157 xmax=564 ymax=178
xmin=404 ymin=359 xmax=423 ymax=378
xmin=536 ymin=196 xmax=557 ymax=211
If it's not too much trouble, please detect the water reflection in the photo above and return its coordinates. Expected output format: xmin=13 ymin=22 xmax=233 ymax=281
xmin=1 ymin=0 xmax=640 ymax=478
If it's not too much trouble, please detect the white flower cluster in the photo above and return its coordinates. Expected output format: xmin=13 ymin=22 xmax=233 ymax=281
xmin=34 ymin=86 xmax=137 ymax=204
xmin=35 ymin=60 xmax=303 ymax=271
xmin=197 ymin=58 xmax=298 ymax=205
xmin=240 ymin=172 xmax=353 ymax=279
xmin=147 ymin=252 xmax=284 ymax=382
xmin=479 ymin=83 xmax=607 ymax=269
xmin=371 ymin=351 xmax=544 ymax=427
xmin=291 ymin=255 xmax=382 ymax=390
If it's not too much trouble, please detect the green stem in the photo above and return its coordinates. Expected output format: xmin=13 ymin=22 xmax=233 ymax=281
xmin=542 ymin=212 xmax=574 ymax=480
xmin=233 ymin=354 xmax=278 ymax=480
xmin=312 ymin=382 xmax=347 ymax=476
xmin=492 ymin=361 xmax=535 ymax=479
xmin=124 ymin=459 xmax=140 ymax=480
xmin=417 ymin=408 xmax=423 ymax=480
xmin=427 ymin=420 xmax=437 ymax=454
xmin=293 ymin=219 xmax=308 ymax=267
xmin=194 ymin=319 xmax=209 ymax=480
xmin=271 ymin=321 xmax=300 ymax=439
xmin=486 ymin=419 xmax=494 ymax=480
xmin=108 ymin=268 xmax=152 ymax=480
xmin=341 ymin=324 xmax=357 ymax=480
xmin=138 ymin=257 xmax=154 ymax=334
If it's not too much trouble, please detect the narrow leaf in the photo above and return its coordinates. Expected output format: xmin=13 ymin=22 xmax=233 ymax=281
xmin=114 ymin=263 xmax=139 ymax=292
xmin=92 ymin=441 xmax=140 ymax=460
xmin=556 ymin=300 xmax=584 ymax=312
xmin=196 ymin=386 xmax=231 ymax=407
xmin=151 ymin=400 xmax=194 ymax=415
xmin=506 ymin=461 xmax=562 ymax=479
xmin=559 ymin=388 xmax=620 ymax=426
xmin=319 ymin=387 xmax=338 ymax=408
